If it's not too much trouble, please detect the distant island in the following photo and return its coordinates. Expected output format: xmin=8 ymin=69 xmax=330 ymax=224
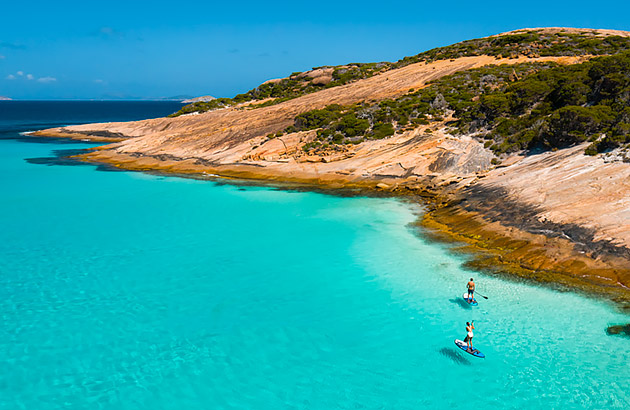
xmin=0 ymin=96 xmax=12 ymax=101
xmin=34 ymin=27 xmax=630 ymax=306
xmin=181 ymin=95 xmax=216 ymax=104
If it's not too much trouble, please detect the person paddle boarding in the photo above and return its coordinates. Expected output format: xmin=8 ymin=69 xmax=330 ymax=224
xmin=455 ymin=320 xmax=484 ymax=358
xmin=464 ymin=321 xmax=475 ymax=352
xmin=467 ymin=278 xmax=475 ymax=303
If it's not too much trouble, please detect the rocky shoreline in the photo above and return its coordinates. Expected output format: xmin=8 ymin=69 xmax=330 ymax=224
xmin=31 ymin=128 xmax=129 ymax=143
xmin=28 ymin=137 xmax=629 ymax=310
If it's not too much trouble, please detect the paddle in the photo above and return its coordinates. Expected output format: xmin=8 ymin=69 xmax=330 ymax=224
xmin=475 ymin=291 xmax=488 ymax=300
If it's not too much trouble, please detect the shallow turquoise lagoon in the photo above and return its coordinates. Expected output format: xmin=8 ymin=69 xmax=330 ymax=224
xmin=1 ymin=106 xmax=629 ymax=409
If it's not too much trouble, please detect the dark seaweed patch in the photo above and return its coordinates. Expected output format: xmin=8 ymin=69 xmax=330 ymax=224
xmin=0 ymin=131 xmax=91 ymax=145
xmin=25 ymin=148 xmax=124 ymax=172
xmin=606 ymin=323 xmax=630 ymax=337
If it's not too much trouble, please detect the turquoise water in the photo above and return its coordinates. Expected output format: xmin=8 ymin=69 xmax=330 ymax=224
xmin=1 ymin=103 xmax=629 ymax=409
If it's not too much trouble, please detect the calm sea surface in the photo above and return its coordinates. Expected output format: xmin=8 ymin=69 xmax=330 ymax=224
xmin=0 ymin=101 xmax=628 ymax=409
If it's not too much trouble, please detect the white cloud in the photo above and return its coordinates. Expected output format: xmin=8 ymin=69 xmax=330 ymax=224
xmin=5 ymin=71 xmax=57 ymax=83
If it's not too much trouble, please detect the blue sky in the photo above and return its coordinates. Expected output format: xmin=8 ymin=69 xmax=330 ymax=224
xmin=1 ymin=0 xmax=629 ymax=99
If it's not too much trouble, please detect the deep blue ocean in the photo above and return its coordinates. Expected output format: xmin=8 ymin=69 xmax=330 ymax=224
xmin=0 ymin=101 xmax=629 ymax=409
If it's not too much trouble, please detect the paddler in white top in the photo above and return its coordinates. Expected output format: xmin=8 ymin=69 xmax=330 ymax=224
xmin=464 ymin=321 xmax=475 ymax=351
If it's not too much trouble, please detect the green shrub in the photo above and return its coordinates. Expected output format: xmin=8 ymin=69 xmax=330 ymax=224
xmin=370 ymin=123 xmax=395 ymax=139
xmin=336 ymin=114 xmax=370 ymax=137
xmin=294 ymin=105 xmax=343 ymax=130
xmin=544 ymin=105 xmax=615 ymax=147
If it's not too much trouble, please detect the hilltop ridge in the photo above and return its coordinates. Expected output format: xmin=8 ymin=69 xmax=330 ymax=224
xmin=494 ymin=27 xmax=630 ymax=37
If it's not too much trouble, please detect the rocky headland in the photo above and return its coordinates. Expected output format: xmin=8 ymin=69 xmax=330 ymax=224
xmin=33 ymin=28 xmax=630 ymax=307
xmin=181 ymin=95 xmax=216 ymax=104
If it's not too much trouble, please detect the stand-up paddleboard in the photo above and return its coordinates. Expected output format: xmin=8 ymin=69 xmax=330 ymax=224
xmin=454 ymin=339 xmax=485 ymax=358
xmin=463 ymin=293 xmax=478 ymax=306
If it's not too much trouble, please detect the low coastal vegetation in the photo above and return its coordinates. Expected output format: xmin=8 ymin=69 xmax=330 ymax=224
xmin=169 ymin=63 xmax=389 ymax=117
xmin=282 ymin=63 xmax=551 ymax=153
xmin=171 ymin=30 xmax=630 ymax=118
xmin=454 ymin=52 xmax=630 ymax=155
xmin=288 ymin=52 xmax=630 ymax=156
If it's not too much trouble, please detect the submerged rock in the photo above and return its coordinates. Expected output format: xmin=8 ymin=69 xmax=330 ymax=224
xmin=605 ymin=324 xmax=630 ymax=337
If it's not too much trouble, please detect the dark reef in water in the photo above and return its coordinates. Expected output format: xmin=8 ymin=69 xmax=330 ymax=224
xmin=26 ymin=148 xmax=124 ymax=172
xmin=0 ymin=131 xmax=91 ymax=145
xmin=606 ymin=324 xmax=630 ymax=337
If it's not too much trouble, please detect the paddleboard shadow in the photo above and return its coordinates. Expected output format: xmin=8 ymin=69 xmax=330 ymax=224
xmin=449 ymin=298 xmax=473 ymax=309
xmin=438 ymin=347 xmax=471 ymax=366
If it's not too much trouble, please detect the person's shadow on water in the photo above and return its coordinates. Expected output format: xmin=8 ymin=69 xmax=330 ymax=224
xmin=449 ymin=298 xmax=473 ymax=310
xmin=438 ymin=347 xmax=471 ymax=366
